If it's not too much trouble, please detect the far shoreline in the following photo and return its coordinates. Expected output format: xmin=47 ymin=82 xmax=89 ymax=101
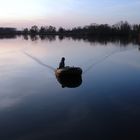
xmin=0 ymin=21 xmax=140 ymax=45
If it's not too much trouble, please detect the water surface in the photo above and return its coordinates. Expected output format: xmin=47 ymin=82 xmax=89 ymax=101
xmin=0 ymin=37 xmax=140 ymax=140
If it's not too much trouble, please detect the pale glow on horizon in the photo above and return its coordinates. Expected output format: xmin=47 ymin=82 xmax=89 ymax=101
xmin=0 ymin=0 xmax=44 ymax=20
xmin=0 ymin=0 xmax=140 ymax=28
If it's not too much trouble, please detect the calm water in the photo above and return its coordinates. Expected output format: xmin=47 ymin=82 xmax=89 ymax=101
xmin=0 ymin=36 xmax=140 ymax=140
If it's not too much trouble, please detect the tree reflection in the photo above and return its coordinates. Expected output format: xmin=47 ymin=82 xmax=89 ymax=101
xmin=39 ymin=35 xmax=56 ymax=41
xmin=30 ymin=34 xmax=38 ymax=41
xmin=23 ymin=35 xmax=29 ymax=40
xmin=20 ymin=34 xmax=140 ymax=47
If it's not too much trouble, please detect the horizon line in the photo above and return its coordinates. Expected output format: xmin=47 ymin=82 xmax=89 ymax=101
xmin=0 ymin=21 xmax=140 ymax=30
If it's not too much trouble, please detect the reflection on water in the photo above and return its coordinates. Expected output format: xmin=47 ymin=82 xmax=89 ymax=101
xmin=18 ymin=34 xmax=140 ymax=47
xmin=0 ymin=37 xmax=140 ymax=140
xmin=23 ymin=34 xmax=56 ymax=42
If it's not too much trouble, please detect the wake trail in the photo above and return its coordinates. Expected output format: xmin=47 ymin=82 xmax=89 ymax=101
xmin=23 ymin=51 xmax=55 ymax=71
xmin=83 ymin=47 xmax=137 ymax=74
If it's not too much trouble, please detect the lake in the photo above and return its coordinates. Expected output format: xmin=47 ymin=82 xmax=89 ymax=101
xmin=0 ymin=36 xmax=140 ymax=140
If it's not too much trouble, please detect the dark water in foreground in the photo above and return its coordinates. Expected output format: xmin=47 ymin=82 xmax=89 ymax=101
xmin=0 ymin=37 xmax=140 ymax=140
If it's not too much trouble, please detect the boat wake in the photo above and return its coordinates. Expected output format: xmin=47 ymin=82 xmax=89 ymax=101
xmin=23 ymin=51 xmax=55 ymax=71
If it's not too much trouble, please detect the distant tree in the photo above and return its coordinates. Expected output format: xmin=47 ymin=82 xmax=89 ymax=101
xmin=47 ymin=26 xmax=56 ymax=33
xmin=23 ymin=28 xmax=29 ymax=34
xmin=39 ymin=26 xmax=46 ymax=34
xmin=58 ymin=27 xmax=65 ymax=34
xmin=120 ymin=21 xmax=131 ymax=35
xmin=30 ymin=25 xmax=39 ymax=34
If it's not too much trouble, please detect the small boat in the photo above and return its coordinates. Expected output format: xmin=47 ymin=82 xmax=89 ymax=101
xmin=55 ymin=66 xmax=82 ymax=77
xmin=55 ymin=66 xmax=82 ymax=88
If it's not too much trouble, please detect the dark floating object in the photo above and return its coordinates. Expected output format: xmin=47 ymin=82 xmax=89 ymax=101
xmin=55 ymin=66 xmax=82 ymax=88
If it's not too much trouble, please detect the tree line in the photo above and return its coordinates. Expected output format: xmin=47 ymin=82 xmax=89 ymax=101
xmin=0 ymin=21 xmax=140 ymax=38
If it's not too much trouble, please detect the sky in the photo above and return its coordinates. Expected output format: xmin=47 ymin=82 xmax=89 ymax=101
xmin=0 ymin=0 xmax=140 ymax=29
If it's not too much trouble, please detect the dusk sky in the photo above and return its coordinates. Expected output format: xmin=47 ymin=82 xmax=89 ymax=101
xmin=0 ymin=0 xmax=140 ymax=29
